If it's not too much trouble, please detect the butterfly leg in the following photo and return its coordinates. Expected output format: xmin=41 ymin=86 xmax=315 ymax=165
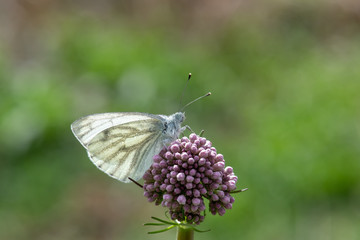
xmin=183 ymin=125 xmax=195 ymax=133
xmin=199 ymin=129 xmax=205 ymax=137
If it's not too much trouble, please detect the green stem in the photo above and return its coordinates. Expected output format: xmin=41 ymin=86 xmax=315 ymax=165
xmin=177 ymin=226 xmax=194 ymax=240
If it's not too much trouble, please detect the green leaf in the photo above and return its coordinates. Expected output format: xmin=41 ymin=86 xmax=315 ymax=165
xmin=192 ymin=227 xmax=211 ymax=233
xmin=230 ymin=188 xmax=248 ymax=194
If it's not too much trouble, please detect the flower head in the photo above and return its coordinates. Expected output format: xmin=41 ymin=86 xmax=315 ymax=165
xmin=143 ymin=133 xmax=238 ymax=224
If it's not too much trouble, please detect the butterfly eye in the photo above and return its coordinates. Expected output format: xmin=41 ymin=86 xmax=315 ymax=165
xmin=174 ymin=112 xmax=185 ymax=123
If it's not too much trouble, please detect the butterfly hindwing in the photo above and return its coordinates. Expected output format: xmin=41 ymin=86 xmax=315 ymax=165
xmin=86 ymin=119 xmax=164 ymax=182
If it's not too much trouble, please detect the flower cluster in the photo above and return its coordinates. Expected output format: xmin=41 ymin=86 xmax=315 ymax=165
xmin=143 ymin=133 xmax=238 ymax=224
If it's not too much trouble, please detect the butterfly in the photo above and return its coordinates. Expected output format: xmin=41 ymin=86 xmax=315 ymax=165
xmin=71 ymin=112 xmax=186 ymax=183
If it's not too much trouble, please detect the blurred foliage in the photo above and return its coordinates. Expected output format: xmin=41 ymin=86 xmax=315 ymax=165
xmin=1 ymin=0 xmax=360 ymax=239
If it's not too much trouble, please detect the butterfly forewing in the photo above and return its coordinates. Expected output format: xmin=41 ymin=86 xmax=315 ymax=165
xmin=71 ymin=113 xmax=166 ymax=182
xmin=71 ymin=113 xmax=159 ymax=147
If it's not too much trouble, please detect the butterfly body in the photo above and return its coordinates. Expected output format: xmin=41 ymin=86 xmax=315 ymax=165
xmin=71 ymin=112 xmax=185 ymax=183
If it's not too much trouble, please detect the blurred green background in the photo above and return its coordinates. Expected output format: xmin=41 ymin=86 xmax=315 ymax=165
xmin=1 ymin=0 xmax=360 ymax=239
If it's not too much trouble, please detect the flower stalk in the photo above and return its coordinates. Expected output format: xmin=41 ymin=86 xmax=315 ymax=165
xmin=177 ymin=225 xmax=194 ymax=240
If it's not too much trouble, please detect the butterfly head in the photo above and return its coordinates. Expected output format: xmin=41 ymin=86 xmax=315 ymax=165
xmin=174 ymin=112 xmax=185 ymax=124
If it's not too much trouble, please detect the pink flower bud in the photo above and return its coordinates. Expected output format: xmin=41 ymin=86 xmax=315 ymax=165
xmin=227 ymin=180 xmax=236 ymax=191
xmin=217 ymin=190 xmax=225 ymax=198
xmin=192 ymin=198 xmax=201 ymax=206
xmin=215 ymin=154 xmax=224 ymax=162
xmin=163 ymin=194 xmax=173 ymax=201
xmin=193 ymin=189 xmax=200 ymax=197
xmin=177 ymin=195 xmax=186 ymax=205
xmin=164 ymin=151 xmax=174 ymax=160
xmin=221 ymin=196 xmax=230 ymax=204
xmin=218 ymin=207 xmax=226 ymax=216
xmin=189 ymin=133 xmax=197 ymax=142
xmin=170 ymin=171 xmax=177 ymax=178
xmin=188 ymin=158 xmax=195 ymax=165
xmin=166 ymin=184 xmax=174 ymax=192
xmin=184 ymin=142 xmax=192 ymax=150
xmin=160 ymin=184 xmax=166 ymax=191
xmin=176 ymin=172 xmax=185 ymax=181
xmin=224 ymin=203 xmax=232 ymax=209
xmin=211 ymin=194 xmax=219 ymax=201
xmin=174 ymin=188 xmax=181 ymax=194
xmin=186 ymin=176 xmax=194 ymax=183
xmin=213 ymin=162 xmax=225 ymax=171
xmin=191 ymin=205 xmax=199 ymax=212
xmin=181 ymin=137 xmax=189 ymax=142
xmin=212 ymin=171 xmax=222 ymax=179
xmin=181 ymin=152 xmax=189 ymax=160
xmin=199 ymin=150 xmax=208 ymax=158
xmin=153 ymin=155 xmax=163 ymax=162
xmin=225 ymin=166 xmax=233 ymax=174
xmin=190 ymin=145 xmax=198 ymax=154
xmin=170 ymin=144 xmax=180 ymax=153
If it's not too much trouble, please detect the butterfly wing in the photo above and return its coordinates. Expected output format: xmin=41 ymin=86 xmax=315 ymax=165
xmin=71 ymin=113 xmax=166 ymax=182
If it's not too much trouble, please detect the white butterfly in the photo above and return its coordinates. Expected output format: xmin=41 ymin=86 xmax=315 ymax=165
xmin=71 ymin=112 xmax=185 ymax=183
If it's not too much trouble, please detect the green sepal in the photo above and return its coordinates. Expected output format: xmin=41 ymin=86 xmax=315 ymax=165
xmin=230 ymin=188 xmax=248 ymax=194
xmin=151 ymin=216 xmax=174 ymax=225
xmin=144 ymin=215 xmax=211 ymax=235
xmin=147 ymin=225 xmax=176 ymax=234
xmin=144 ymin=223 xmax=167 ymax=226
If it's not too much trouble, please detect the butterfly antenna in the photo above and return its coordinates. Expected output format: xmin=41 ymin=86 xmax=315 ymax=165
xmin=179 ymin=73 xmax=192 ymax=110
xmin=128 ymin=177 xmax=143 ymax=188
xmin=180 ymin=92 xmax=211 ymax=112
